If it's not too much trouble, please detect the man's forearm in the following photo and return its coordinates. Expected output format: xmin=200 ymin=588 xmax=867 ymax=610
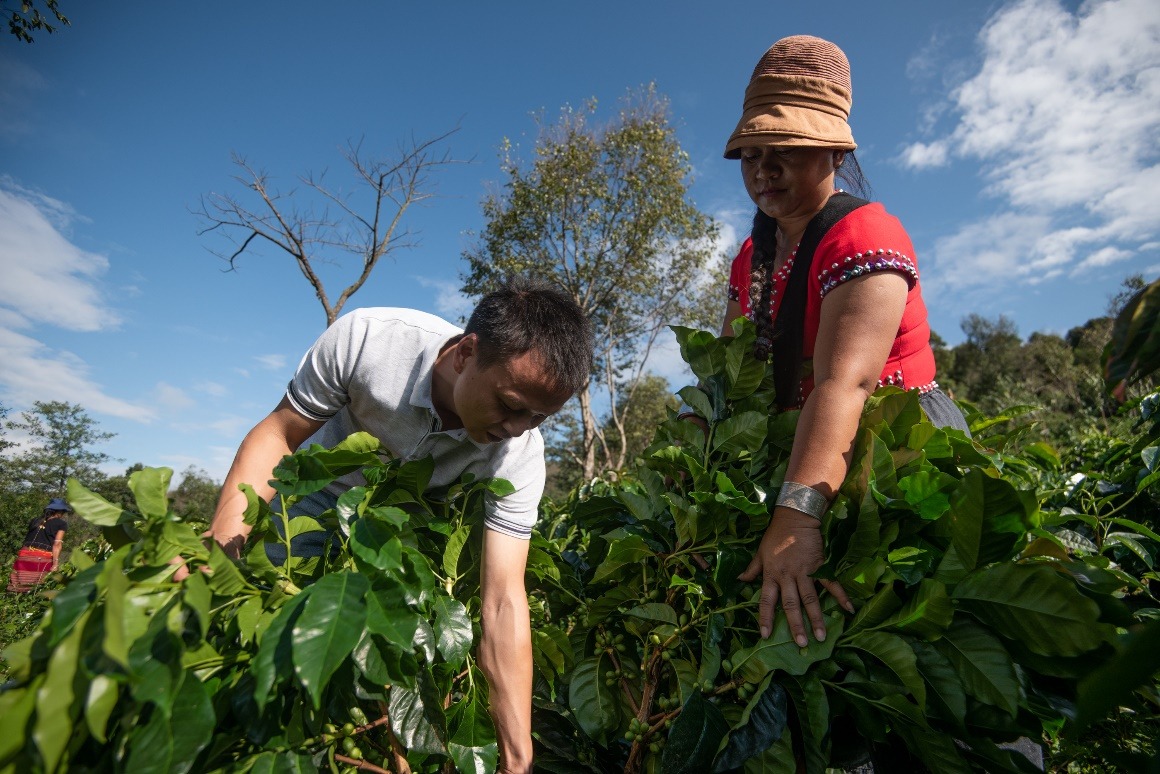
xmin=478 ymin=593 xmax=534 ymax=773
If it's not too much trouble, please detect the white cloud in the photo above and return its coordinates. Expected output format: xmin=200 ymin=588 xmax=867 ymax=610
xmin=254 ymin=354 xmax=286 ymax=370
xmin=153 ymin=382 xmax=196 ymax=412
xmin=902 ymin=0 xmax=1160 ymax=287
xmin=898 ymin=141 xmax=949 ymax=170
xmin=414 ymin=276 xmax=473 ymax=322
xmin=194 ymin=381 xmax=228 ymax=397
xmin=0 ymin=325 xmax=155 ymax=421
xmin=1072 ymin=246 xmax=1134 ymax=274
xmin=0 ymin=180 xmax=119 ymax=332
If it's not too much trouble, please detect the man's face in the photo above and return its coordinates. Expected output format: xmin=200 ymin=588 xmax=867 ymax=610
xmin=449 ymin=336 xmax=573 ymax=444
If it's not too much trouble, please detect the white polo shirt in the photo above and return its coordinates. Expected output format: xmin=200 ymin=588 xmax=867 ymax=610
xmin=284 ymin=307 xmax=546 ymax=539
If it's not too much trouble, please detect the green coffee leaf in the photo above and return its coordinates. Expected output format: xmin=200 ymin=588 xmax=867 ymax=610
xmin=661 ymin=690 xmax=730 ymax=774
xmin=730 ymin=608 xmax=845 ymax=681
xmin=251 ymin=593 xmax=308 ymax=713
xmin=129 ymin=466 xmax=174 ymax=522
xmin=432 ymin=595 xmax=473 ymax=668
xmin=713 ymin=678 xmax=788 ymax=771
xmin=567 ymin=655 xmax=619 ymax=743
xmin=870 ymin=579 xmax=953 ymax=640
xmin=388 ymin=667 xmax=449 ymax=755
xmin=448 ymin=697 xmax=499 ymax=774
xmin=33 ymin=610 xmax=86 ymax=771
xmin=840 ymin=631 xmax=926 ymax=707
xmin=912 ymin=640 xmax=967 ymax=727
xmin=67 ymin=477 xmax=133 ymax=526
xmin=936 ymin=619 xmax=1019 ymax=716
xmin=291 ymin=572 xmax=369 ymax=708
xmin=953 ymin=562 xmax=1106 ymax=657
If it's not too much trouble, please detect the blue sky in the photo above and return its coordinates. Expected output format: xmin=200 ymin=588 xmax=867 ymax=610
xmin=1 ymin=0 xmax=1158 ymax=483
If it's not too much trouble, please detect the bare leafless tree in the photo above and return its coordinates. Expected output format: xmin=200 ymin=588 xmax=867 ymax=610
xmin=196 ymin=129 xmax=462 ymax=327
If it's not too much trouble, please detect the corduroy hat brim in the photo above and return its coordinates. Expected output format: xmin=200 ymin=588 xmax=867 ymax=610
xmin=724 ymin=74 xmax=856 ymax=158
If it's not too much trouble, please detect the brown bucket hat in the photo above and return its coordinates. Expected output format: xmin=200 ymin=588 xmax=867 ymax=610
xmin=724 ymin=35 xmax=857 ymax=158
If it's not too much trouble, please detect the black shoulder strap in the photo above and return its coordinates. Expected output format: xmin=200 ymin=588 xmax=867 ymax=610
xmin=770 ymin=192 xmax=870 ymax=407
xmin=796 ymin=192 xmax=870 ymax=265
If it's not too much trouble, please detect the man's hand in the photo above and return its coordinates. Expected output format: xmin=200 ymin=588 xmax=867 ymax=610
xmin=738 ymin=507 xmax=852 ymax=645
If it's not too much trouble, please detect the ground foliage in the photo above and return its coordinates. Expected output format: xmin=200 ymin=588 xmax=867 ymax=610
xmin=0 ymin=435 xmax=569 ymax=773
xmin=528 ymin=319 xmax=1160 ymax=773
xmin=2 ymin=317 xmax=1159 ymax=772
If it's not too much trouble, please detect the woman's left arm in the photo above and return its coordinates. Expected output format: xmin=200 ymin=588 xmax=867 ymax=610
xmin=51 ymin=529 xmax=65 ymax=569
xmin=741 ymin=271 xmax=909 ymax=646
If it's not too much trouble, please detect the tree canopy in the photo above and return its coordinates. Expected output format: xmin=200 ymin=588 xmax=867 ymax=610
xmin=462 ymin=86 xmax=721 ymax=481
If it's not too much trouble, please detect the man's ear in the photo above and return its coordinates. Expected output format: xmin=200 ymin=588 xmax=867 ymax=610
xmin=452 ymin=333 xmax=478 ymax=374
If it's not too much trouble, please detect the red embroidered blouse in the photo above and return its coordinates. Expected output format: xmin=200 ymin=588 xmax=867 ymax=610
xmin=727 ymin=202 xmax=936 ymax=403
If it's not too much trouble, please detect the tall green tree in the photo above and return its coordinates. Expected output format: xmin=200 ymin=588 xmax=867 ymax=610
xmin=5 ymin=401 xmax=115 ymax=495
xmin=169 ymin=465 xmax=221 ymax=527
xmin=463 ymin=86 xmax=720 ymax=479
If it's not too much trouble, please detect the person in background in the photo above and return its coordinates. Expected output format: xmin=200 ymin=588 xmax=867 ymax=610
xmin=6 ymin=497 xmax=70 ymax=593
xmin=197 ymin=275 xmax=593 ymax=774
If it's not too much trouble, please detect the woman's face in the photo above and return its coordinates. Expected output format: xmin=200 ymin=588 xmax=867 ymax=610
xmin=739 ymin=145 xmax=842 ymax=222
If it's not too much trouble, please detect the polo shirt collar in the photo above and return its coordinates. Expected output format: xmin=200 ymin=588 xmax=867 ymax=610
xmin=409 ymin=334 xmax=487 ymax=448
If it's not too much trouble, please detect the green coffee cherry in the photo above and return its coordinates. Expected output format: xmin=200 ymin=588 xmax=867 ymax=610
xmin=348 ymin=747 xmax=363 ymax=760
xmin=721 ymin=658 xmax=733 ymax=672
xmin=341 ymin=722 xmax=355 ymax=736
xmin=342 ymin=737 xmax=356 ymax=753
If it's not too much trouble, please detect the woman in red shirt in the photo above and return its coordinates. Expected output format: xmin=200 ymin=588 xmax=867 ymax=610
xmin=720 ymin=36 xmax=968 ymax=652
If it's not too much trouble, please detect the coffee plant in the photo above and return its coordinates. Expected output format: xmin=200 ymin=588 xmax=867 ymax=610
xmin=1 ymin=318 xmax=1157 ymax=773
xmin=0 ymin=433 xmax=580 ymax=773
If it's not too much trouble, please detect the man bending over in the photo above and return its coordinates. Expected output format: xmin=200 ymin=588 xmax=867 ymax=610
xmin=205 ymin=276 xmax=592 ymax=773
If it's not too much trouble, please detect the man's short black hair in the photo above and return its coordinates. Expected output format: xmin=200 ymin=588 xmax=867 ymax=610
xmin=465 ymin=276 xmax=593 ymax=394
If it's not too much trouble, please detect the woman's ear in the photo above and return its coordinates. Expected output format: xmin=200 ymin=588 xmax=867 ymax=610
xmin=834 ymin=151 xmax=846 ymax=169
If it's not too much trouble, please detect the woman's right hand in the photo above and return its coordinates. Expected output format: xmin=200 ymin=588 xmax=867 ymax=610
xmin=738 ymin=508 xmax=852 ymax=645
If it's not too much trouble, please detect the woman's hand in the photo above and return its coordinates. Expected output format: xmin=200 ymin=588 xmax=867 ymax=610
xmin=738 ymin=507 xmax=852 ymax=645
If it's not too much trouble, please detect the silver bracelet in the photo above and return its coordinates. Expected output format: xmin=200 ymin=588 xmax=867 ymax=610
xmin=775 ymin=482 xmax=828 ymax=520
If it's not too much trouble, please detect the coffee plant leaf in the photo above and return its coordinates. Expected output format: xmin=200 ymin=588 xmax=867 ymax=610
xmin=672 ymin=325 xmax=727 ymax=384
xmin=661 ymin=689 xmax=731 ymax=774
xmin=128 ymin=465 xmax=174 ymax=522
xmin=911 ymin=639 xmax=967 ymax=727
xmin=712 ymin=678 xmax=788 ymax=771
xmin=389 ymin=666 xmax=449 ymax=755
xmin=782 ymin=673 xmax=829 ymax=774
xmin=730 ymin=607 xmax=845 ymax=682
xmin=433 ymin=595 xmax=473 ymax=668
xmin=869 ymin=579 xmax=953 ymax=640
xmin=935 ymin=618 xmax=1019 ymax=717
xmin=839 ymin=630 xmax=926 ymax=708
xmin=67 ymin=477 xmax=133 ymax=527
xmin=678 ymin=385 xmax=713 ymax=420
xmin=953 ymin=562 xmax=1108 ymax=657
xmin=591 ymin=534 xmax=651 ymax=583
xmin=448 ymin=696 xmax=500 ymax=774
xmin=291 ymin=572 xmax=369 ymax=708
xmin=567 ymin=655 xmax=619 ymax=744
